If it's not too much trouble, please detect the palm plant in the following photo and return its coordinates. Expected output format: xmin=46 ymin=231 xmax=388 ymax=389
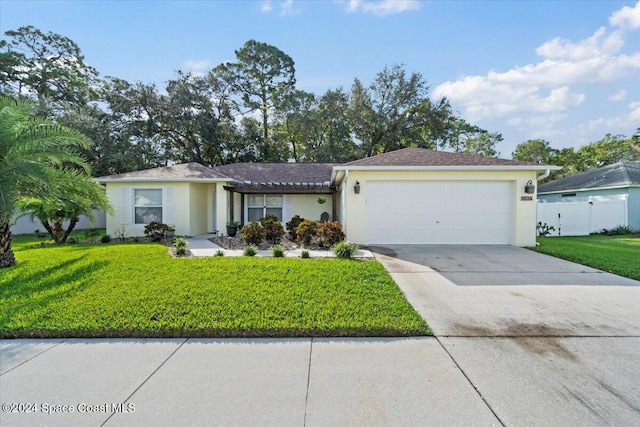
xmin=17 ymin=169 xmax=111 ymax=244
xmin=0 ymin=95 xmax=94 ymax=267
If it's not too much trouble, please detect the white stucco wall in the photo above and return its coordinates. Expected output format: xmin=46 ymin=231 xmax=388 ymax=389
xmin=338 ymin=170 xmax=539 ymax=247
xmin=105 ymin=182 xmax=191 ymax=237
xmin=291 ymin=194 xmax=333 ymax=223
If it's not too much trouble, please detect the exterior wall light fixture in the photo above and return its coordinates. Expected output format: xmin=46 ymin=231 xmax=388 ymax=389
xmin=524 ymin=180 xmax=535 ymax=194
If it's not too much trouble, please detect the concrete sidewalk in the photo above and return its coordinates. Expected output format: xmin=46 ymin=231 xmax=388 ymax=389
xmin=187 ymin=234 xmax=374 ymax=259
xmin=1 ymin=338 xmax=499 ymax=427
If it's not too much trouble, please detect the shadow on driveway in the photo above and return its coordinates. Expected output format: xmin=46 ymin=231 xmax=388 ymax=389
xmin=369 ymin=244 xmax=640 ymax=286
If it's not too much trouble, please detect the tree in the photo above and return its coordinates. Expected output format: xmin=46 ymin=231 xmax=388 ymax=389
xmin=0 ymin=96 xmax=95 ymax=267
xmin=461 ymin=132 xmax=502 ymax=157
xmin=631 ymin=127 xmax=640 ymax=151
xmin=348 ymin=64 xmax=452 ymax=157
xmin=405 ymin=98 xmax=455 ymax=150
xmin=0 ymin=26 xmax=98 ymax=115
xmin=311 ymin=89 xmax=357 ymax=162
xmin=18 ymin=171 xmax=111 ymax=244
xmin=443 ymin=118 xmax=486 ymax=153
xmin=83 ymin=77 xmax=167 ymax=175
xmin=512 ymin=139 xmax=559 ymax=164
xmin=217 ymin=40 xmax=296 ymax=159
xmin=574 ymin=134 xmax=640 ymax=171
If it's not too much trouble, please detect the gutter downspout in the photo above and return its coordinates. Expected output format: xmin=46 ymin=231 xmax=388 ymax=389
xmin=537 ymin=169 xmax=551 ymax=182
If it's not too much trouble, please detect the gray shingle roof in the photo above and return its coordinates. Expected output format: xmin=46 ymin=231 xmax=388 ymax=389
xmin=97 ymin=162 xmax=231 ymax=181
xmin=538 ymin=161 xmax=640 ymax=193
xmin=341 ymin=147 xmax=548 ymax=167
xmin=213 ymin=162 xmax=338 ymax=184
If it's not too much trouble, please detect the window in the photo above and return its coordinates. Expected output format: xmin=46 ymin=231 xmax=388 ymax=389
xmin=134 ymin=189 xmax=163 ymax=224
xmin=246 ymin=194 xmax=282 ymax=222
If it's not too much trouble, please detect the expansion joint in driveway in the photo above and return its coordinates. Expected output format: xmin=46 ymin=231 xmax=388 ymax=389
xmin=434 ymin=336 xmax=506 ymax=427
xmin=101 ymin=338 xmax=188 ymax=427
xmin=303 ymin=337 xmax=314 ymax=427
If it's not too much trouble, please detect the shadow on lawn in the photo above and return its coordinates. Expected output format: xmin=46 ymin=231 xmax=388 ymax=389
xmin=0 ymin=255 xmax=109 ymax=334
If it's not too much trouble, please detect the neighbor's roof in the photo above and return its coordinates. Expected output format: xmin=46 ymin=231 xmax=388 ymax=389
xmin=337 ymin=147 xmax=556 ymax=169
xmin=213 ymin=162 xmax=338 ymax=185
xmin=538 ymin=161 xmax=640 ymax=194
xmin=96 ymin=162 xmax=231 ymax=182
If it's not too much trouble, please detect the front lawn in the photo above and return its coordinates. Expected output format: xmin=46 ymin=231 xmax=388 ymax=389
xmin=531 ymin=234 xmax=640 ymax=281
xmin=0 ymin=236 xmax=430 ymax=338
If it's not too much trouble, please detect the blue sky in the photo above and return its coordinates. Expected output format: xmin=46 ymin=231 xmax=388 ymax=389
xmin=1 ymin=0 xmax=639 ymax=158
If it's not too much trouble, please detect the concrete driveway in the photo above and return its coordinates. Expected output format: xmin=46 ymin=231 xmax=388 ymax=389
xmin=372 ymin=244 xmax=640 ymax=426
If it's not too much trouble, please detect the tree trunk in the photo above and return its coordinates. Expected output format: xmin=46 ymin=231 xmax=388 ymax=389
xmin=0 ymin=222 xmax=16 ymax=268
xmin=60 ymin=218 xmax=79 ymax=244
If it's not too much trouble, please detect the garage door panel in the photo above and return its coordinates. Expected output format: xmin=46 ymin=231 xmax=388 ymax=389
xmin=366 ymin=181 xmax=513 ymax=244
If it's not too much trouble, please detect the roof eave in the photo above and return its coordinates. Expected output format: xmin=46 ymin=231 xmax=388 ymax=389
xmin=96 ymin=177 xmax=231 ymax=183
xmin=538 ymin=184 xmax=638 ymax=195
xmin=332 ymin=165 xmax=561 ymax=172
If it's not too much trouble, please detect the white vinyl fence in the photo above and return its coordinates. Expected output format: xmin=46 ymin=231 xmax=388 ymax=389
xmin=537 ymin=198 xmax=628 ymax=236
xmin=10 ymin=210 xmax=107 ymax=235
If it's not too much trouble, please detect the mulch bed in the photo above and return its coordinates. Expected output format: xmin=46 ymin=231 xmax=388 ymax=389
xmin=210 ymin=235 xmax=326 ymax=251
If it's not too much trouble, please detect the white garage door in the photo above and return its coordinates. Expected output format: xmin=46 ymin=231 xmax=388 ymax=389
xmin=366 ymin=181 xmax=513 ymax=244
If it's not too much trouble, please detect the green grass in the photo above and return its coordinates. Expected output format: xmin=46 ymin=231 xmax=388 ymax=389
xmin=1 ymin=235 xmax=430 ymax=338
xmin=531 ymin=234 xmax=640 ymax=281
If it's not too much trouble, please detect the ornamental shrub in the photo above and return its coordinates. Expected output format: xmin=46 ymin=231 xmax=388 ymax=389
xmin=144 ymin=221 xmax=169 ymax=241
xmin=261 ymin=214 xmax=285 ymax=244
xmin=174 ymin=237 xmax=188 ymax=256
xmin=296 ymin=219 xmax=318 ymax=247
xmin=286 ymin=215 xmax=304 ymax=240
xmin=241 ymin=221 xmax=265 ymax=246
xmin=317 ymin=221 xmax=345 ymax=248
xmin=244 ymin=245 xmax=257 ymax=257
xmin=272 ymin=245 xmax=285 ymax=258
xmin=332 ymin=241 xmax=358 ymax=259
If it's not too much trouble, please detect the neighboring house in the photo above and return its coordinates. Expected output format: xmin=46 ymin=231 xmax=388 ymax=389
xmin=537 ymin=161 xmax=640 ymax=235
xmin=97 ymin=147 xmax=557 ymax=246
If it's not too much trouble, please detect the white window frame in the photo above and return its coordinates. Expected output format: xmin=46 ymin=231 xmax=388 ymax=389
xmin=132 ymin=188 xmax=163 ymax=228
xmin=245 ymin=194 xmax=283 ymax=222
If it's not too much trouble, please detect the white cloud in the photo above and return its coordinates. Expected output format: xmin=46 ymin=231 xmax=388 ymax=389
xmin=260 ymin=0 xmax=298 ymax=16
xmin=346 ymin=0 xmax=420 ymax=16
xmin=434 ymin=24 xmax=639 ymax=122
xmin=281 ymin=0 xmax=296 ymax=16
xmin=260 ymin=0 xmax=273 ymax=13
xmin=535 ymin=27 xmax=623 ymax=61
xmin=579 ymin=101 xmax=640 ymax=133
xmin=433 ymin=2 xmax=640 ymax=150
xmin=609 ymin=0 xmax=640 ymax=29
xmin=183 ymin=60 xmax=211 ymax=76
xmin=608 ymin=89 xmax=627 ymax=101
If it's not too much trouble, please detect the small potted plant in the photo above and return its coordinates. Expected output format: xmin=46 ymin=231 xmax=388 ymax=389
xmin=165 ymin=225 xmax=176 ymax=240
xmin=226 ymin=221 xmax=240 ymax=237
